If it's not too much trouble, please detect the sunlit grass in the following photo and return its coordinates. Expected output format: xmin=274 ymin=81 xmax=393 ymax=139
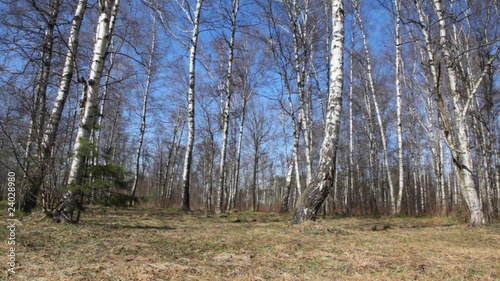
xmin=1 ymin=203 xmax=498 ymax=280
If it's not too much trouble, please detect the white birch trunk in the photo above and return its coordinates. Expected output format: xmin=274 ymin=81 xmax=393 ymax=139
xmin=265 ymin=3 xmax=302 ymax=206
xmin=293 ymin=126 xmax=302 ymax=199
xmin=94 ymin=49 xmax=114 ymax=166
xmin=93 ymin=0 xmax=120 ymax=165
xmin=348 ymin=29 xmax=355 ymax=213
xmin=360 ymin=88 xmax=376 ymax=211
xmin=131 ymin=20 xmax=156 ymax=204
xmin=280 ymin=144 xmax=297 ymax=213
xmin=432 ymin=0 xmax=484 ymax=226
xmin=37 ymin=0 xmax=87 ymax=213
xmin=394 ymin=0 xmax=404 ymax=214
xmin=285 ymin=74 xmax=302 ymax=199
xmin=415 ymin=0 xmax=449 ymax=214
xmin=216 ymin=0 xmax=240 ymax=214
xmin=300 ymin=96 xmax=313 ymax=186
xmin=42 ymin=0 xmax=87 ymax=169
xmin=53 ymin=0 xmax=120 ymax=223
xmin=180 ymin=0 xmax=204 ymax=212
xmin=286 ymin=0 xmax=313 ymax=186
xmin=230 ymin=95 xmax=248 ymax=209
xmin=353 ymin=0 xmax=395 ymax=214
xmin=280 ymin=88 xmax=298 ymax=212
xmin=291 ymin=0 xmax=344 ymax=224
xmin=21 ymin=0 xmax=61 ymax=213
xmin=412 ymin=143 xmax=418 ymax=214
xmin=66 ymin=0 xmax=118 ymax=187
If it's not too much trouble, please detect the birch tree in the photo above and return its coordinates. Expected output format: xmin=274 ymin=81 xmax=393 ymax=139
xmin=247 ymin=101 xmax=272 ymax=211
xmin=22 ymin=0 xmax=88 ymax=213
xmin=353 ymin=0 xmax=395 ymax=214
xmin=347 ymin=24 xmax=356 ymax=214
xmin=52 ymin=0 xmax=120 ymax=223
xmin=20 ymin=0 xmax=61 ymax=213
xmin=180 ymin=0 xmax=204 ymax=212
xmin=130 ymin=18 xmax=157 ymax=204
xmin=228 ymin=91 xmax=249 ymax=209
xmin=291 ymin=0 xmax=344 ymax=224
xmin=216 ymin=0 xmax=240 ymax=214
xmin=393 ymin=0 xmax=404 ymax=214
xmin=261 ymin=0 xmax=303 ymax=210
xmin=431 ymin=0 xmax=492 ymax=226
xmin=227 ymin=32 xmax=263 ymax=209
xmin=412 ymin=0 xmax=497 ymax=226
xmin=283 ymin=0 xmax=314 ymax=186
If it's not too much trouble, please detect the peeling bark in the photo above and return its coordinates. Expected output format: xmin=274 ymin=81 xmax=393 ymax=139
xmin=292 ymin=0 xmax=344 ymax=224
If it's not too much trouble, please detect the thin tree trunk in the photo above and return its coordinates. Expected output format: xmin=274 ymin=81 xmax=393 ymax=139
xmin=438 ymin=138 xmax=446 ymax=213
xmin=52 ymin=0 xmax=120 ymax=223
xmin=412 ymin=142 xmax=418 ymax=215
xmin=252 ymin=148 xmax=259 ymax=211
xmin=290 ymin=93 xmax=302 ymax=200
xmin=291 ymin=0 xmax=344 ymax=224
xmin=180 ymin=0 xmax=204 ymax=212
xmin=21 ymin=0 xmax=61 ymax=213
xmin=393 ymin=0 xmax=404 ymax=214
xmin=265 ymin=2 xmax=302 ymax=204
xmin=353 ymin=0 xmax=395 ymax=214
xmin=348 ymin=28 xmax=355 ymax=214
xmin=216 ymin=0 xmax=240 ymax=214
xmin=280 ymin=142 xmax=296 ymax=213
xmin=361 ymin=80 xmax=380 ymax=212
xmin=230 ymin=94 xmax=248 ymax=210
xmin=131 ymin=20 xmax=156 ymax=205
xmin=94 ymin=48 xmax=114 ymax=166
xmin=161 ymin=106 xmax=186 ymax=206
xmin=206 ymin=134 xmax=215 ymax=210
xmin=285 ymin=0 xmax=313 ymax=186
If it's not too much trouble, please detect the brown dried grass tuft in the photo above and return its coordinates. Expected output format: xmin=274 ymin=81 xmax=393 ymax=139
xmin=1 ymin=205 xmax=499 ymax=280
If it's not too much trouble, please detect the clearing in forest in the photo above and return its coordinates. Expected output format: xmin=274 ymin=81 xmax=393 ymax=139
xmin=1 ymin=205 xmax=499 ymax=280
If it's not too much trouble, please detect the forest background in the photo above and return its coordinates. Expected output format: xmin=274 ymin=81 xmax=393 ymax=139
xmin=0 ymin=0 xmax=499 ymax=225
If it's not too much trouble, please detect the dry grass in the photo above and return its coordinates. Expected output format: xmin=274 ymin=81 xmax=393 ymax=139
xmin=1 ymin=205 xmax=499 ymax=280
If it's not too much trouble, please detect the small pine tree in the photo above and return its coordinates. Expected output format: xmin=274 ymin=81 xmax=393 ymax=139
xmin=53 ymin=141 xmax=135 ymax=223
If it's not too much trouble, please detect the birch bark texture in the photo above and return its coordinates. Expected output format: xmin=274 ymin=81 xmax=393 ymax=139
xmin=291 ymin=0 xmax=344 ymax=224
xmin=180 ymin=0 xmax=204 ymax=212
xmin=431 ymin=0 xmax=484 ymax=226
xmin=216 ymin=0 xmax=240 ymax=214
xmin=21 ymin=0 xmax=61 ymax=213
xmin=42 ymin=0 xmax=87 ymax=172
xmin=414 ymin=0 xmax=487 ymax=226
xmin=53 ymin=0 xmax=120 ymax=223
xmin=283 ymin=0 xmax=314 ymax=187
xmin=393 ymin=0 xmax=404 ymax=214
xmin=37 ymin=0 xmax=87 ymax=213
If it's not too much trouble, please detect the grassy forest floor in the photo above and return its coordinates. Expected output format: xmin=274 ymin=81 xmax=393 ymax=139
xmin=1 ymin=203 xmax=499 ymax=280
